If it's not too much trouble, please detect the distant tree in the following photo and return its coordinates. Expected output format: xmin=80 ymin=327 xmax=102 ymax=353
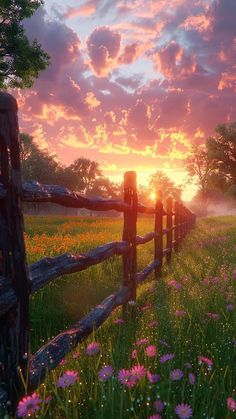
xmin=0 ymin=0 xmax=49 ymax=88
xmin=69 ymin=158 xmax=102 ymax=194
xmin=148 ymin=170 xmax=182 ymax=202
xmin=185 ymin=143 xmax=214 ymax=214
xmin=206 ymin=122 xmax=236 ymax=186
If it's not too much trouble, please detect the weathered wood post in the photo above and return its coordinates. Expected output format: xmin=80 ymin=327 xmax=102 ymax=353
xmin=166 ymin=197 xmax=173 ymax=264
xmin=0 ymin=93 xmax=30 ymax=415
xmin=179 ymin=202 xmax=184 ymax=243
xmin=174 ymin=201 xmax=179 ymax=252
xmin=154 ymin=190 xmax=163 ymax=277
xmin=122 ymin=171 xmax=137 ymax=316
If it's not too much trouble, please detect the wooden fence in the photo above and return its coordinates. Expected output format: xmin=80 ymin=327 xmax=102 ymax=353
xmin=0 ymin=93 xmax=196 ymax=416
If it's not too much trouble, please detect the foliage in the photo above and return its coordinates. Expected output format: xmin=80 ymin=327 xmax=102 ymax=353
xmin=148 ymin=170 xmax=182 ymax=201
xmin=0 ymin=0 xmax=49 ymax=88
xmin=24 ymin=215 xmax=236 ymax=418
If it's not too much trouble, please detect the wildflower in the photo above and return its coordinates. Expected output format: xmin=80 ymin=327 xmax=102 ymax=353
xmin=159 ymin=339 xmax=169 ymax=347
xmin=131 ymin=349 xmax=138 ymax=359
xmin=198 ymin=356 xmax=213 ymax=370
xmin=168 ymin=279 xmax=182 ymax=290
xmin=154 ymin=399 xmax=164 ymax=412
xmin=206 ymin=312 xmax=220 ymax=320
xmin=147 ymin=371 xmax=160 ymax=384
xmin=227 ymin=397 xmax=236 ymax=411
xmin=232 ymin=338 xmax=236 ymax=346
xmin=128 ymin=300 xmax=136 ymax=306
xmin=185 ymin=362 xmax=192 ymax=369
xmin=188 ymin=372 xmax=196 ymax=385
xmin=45 ymin=395 xmax=52 ymax=404
xmin=98 ymin=365 xmax=114 ymax=382
xmin=17 ymin=393 xmax=41 ymax=417
xmin=135 ymin=338 xmax=149 ymax=346
xmin=57 ymin=370 xmax=78 ymax=388
xmin=226 ymin=303 xmax=234 ymax=311
xmin=159 ymin=353 xmax=174 ymax=363
xmin=170 ymin=369 xmax=184 ymax=381
xmin=72 ymin=351 xmax=80 ymax=359
xmin=113 ymin=318 xmax=124 ymax=324
xmin=175 ymin=310 xmax=187 ymax=317
xmin=149 ymin=415 xmax=161 ymax=419
xmin=59 ymin=358 xmax=66 ymax=366
xmin=130 ymin=365 xmax=146 ymax=380
xmin=86 ymin=342 xmax=100 ymax=356
xmin=175 ymin=403 xmax=193 ymax=418
xmin=146 ymin=345 xmax=157 ymax=357
xmin=141 ymin=304 xmax=152 ymax=312
xmin=118 ymin=369 xmax=137 ymax=388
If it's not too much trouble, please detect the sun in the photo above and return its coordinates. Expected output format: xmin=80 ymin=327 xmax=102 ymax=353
xmin=149 ymin=192 xmax=156 ymax=201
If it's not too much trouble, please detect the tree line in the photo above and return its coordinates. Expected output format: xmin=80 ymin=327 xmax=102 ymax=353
xmin=186 ymin=122 xmax=236 ymax=215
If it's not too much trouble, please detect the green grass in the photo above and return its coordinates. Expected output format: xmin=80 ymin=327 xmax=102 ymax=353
xmin=20 ymin=215 xmax=236 ymax=418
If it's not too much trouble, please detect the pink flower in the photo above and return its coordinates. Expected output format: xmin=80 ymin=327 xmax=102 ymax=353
xmin=154 ymin=400 xmax=164 ymax=412
xmin=86 ymin=342 xmax=100 ymax=356
xmin=198 ymin=356 xmax=213 ymax=370
xmin=141 ymin=304 xmax=152 ymax=312
xmin=98 ymin=365 xmax=114 ymax=382
xmin=57 ymin=370 xmax=78 ymax=388
xmin=175 ymin=403 xmax=193 ymax=418
xmin=145 ymin=345 xmax=157 ymax=357
xmin=227 ymin=397 xmax=236 ymax=411
xmin=206 ymin=312 xmax=220 ymax=320
xmin=59 ymin=358 xmax=66 ymax=366
xmin=17 ymin=393 xmax=41 ymax=417
xmin=135 ymin=338 xmax=149 ymax=346
xmin=175 ymin=310 xmax=187 ymax=317
xmin=188 ymin=372 xmax=196 ymax=385
xmin=149 ymin=415 xmax=161 ymax=419
xmin=72 ymin=351 xmax=80 ymax=359
xmin=168 ymin=279 xmax=182 ymax=290
xmin=147 ymin=371 xmax=160 ymax=384
xmin=118 ymin=369 xmax=137 ymax=388
xmin=131 ymin=349 xmax=138 ymax=359
xmin=170 ymin=369 xmax=184 ymax=381
xmin=130 ymin=365 xmax=146 ymax=380
xmin=113 ymin=318 xmax=124 ymax=324
xmin=159 ymin=353 xmax=174 ymax=363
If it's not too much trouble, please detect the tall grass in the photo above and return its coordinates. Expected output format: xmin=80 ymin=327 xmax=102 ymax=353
xmin=20 ymin=215 xmax=236 ymax=418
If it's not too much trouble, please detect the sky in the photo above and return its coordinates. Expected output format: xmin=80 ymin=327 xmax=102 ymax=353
xmin=16 ymin=0 xmax=236 ymax=200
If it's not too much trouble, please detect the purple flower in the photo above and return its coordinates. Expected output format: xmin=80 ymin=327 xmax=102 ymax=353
xmin=147 ymin=371 xmax=160 ymax=384
xmin=57 ymin=370 xmax=78 ymax=388
xmin=159 ymin=353 xmax=174 ymax=363
xmin=170 ymin=369 xmax=184 ymax=381
xmin=227 ymin=397 xmax=236 ymax=411
xmin=17 ymin=393 xmax=41 ymax=417
xmin=154 ymin=399 xmax=164 ymax=412
xmin=113 ymin=318 xmax=124 ymax=324
xmin=98 ymin=365 xmax=114 ymax=382
xmin=149 ymin=415 xmax=161 ymax=419
xmin=130 ymin=365 xmax=146 ymax=380
xmin=188 ymin=372 xmax=196 ymax=385
xmin=175 ymin=403 xmax=193 ymax=418
xmin=118 ymin=369 xmax=137 ymax=388
xmin=86 ymin=342 xmax=100 ymax=356
xmin=227 ymin=303 xmax=234 ymax=311
xmin=145 ymin=345 xmax=157 ymax=357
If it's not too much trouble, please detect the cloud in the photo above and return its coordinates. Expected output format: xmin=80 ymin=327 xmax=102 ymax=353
xmin=87 ymin=26 xmax=121 ymax=75
xmin=118 ymin=42 xmax=141 ymax=64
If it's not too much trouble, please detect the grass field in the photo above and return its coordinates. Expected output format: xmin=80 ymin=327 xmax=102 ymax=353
xmin=20 ymin=215 xmax=236 ymax=418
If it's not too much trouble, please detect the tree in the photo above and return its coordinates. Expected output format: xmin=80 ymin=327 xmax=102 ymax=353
xmin=69 ymin=158 xmax=102 ymax=194
xmin=0 ymin=0 xmax=49 ymax=88
xmin=185 ymin=143 xmax=214 ymax=214
xmin=148 ymin=170 xmax=182 ymax=202
xmin=206 ymin=122 xmax=236 ymax=186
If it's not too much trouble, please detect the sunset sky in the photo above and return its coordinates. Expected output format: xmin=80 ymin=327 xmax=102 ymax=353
xmin=16 ymin=0 xmax=236 ymax=200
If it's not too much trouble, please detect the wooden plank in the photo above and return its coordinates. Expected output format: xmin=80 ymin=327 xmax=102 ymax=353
xmin=136 ymin=232 xmax=157 ymax=245
xmin=0 ymin=241 xmax=130 ymax=317
xmin=154 ymin=191 xmax=163 ymax=277
xmin=166 ymin=197 xmax=173 ymax=264
xmin=29 ymin=286 xmax=130 ymax=390
xmin=135 ymin=259 xmax=161 ymax=284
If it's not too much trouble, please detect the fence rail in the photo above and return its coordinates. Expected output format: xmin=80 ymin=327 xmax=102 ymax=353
xmin=0 ymin=92 xmax=196 ymax=415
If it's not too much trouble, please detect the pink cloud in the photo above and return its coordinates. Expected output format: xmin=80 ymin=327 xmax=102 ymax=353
xmin=87 ymin=26 xmax=121 ymax=75
xmin=118 ymin=42 xmax=141 ymax=64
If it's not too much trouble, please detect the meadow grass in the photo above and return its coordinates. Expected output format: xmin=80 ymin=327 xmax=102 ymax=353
xmin=21 ymin=215 xmax=236 ymax=418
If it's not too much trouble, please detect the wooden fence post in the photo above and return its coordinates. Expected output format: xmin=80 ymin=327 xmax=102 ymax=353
xmin=166 ymin=197 xmax=173 ymax=264
xmin=174 ymin=201 xmax=179 ymax=252
xmin=0 ymin=93 xmax=31 ymax=415
xmin=179 ymin=203 xmax=184 ymax=243
xmin=154 ymin=190 xmax=163 ymax=277
xmin=122 ymin=171 xmax=137 ymax=316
